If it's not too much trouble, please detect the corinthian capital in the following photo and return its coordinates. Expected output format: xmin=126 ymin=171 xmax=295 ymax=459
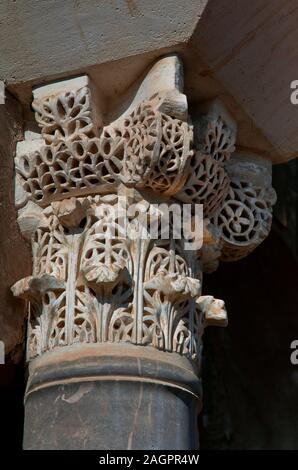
xmin=11 ymin=55 xmax=277 ymax=370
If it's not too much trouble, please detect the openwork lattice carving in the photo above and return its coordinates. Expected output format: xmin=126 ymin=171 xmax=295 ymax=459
xmin=33 ymin=85 xmax=98 ymax=145
xmin=194 ymin=100 xmax=236 ymax=164
xmin=12 ymin=63 xmax=276 ymax=367
xmin=175 ymin=152 xmax=230 ymax=217
xmin=16 ymin=95 xmax=193 ymax=207
xmin=213 ymin=159 xmax=277 ymax=261
xmin=202 ymin=117 xmax=235 ymax=164
xmin=15 ymin=139 xmax=116 ymax=205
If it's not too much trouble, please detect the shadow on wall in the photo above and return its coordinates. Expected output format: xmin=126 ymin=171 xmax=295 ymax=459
xmin=0 ymin=361 xmax=25 ymax=450
xmin=201 ymin=227 xmax=298 ymax=450
xmin=273 ymin=158 xmax=298 ymax=260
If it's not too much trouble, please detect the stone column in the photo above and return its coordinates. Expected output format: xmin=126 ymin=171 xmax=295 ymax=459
xmin=11 ymin=55 xmax=276 ymax=450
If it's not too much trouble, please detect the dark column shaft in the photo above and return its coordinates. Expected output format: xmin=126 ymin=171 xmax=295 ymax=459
xmin=23 ymin=344 xmax=201 ymax=450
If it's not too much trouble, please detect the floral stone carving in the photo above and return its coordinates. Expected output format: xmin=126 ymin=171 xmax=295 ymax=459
xmin=12 ymin=57 xmax=276 ymax=366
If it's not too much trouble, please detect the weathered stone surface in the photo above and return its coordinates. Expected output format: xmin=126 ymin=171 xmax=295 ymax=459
xmin=0 ymin=92 xmax=31 ymax=360
xmin=3 ymin=1 xmax=298 ymax=164
xmin=191 ymin=0 xmax=298 ymax=162
xmin=213 ymin=152 xmax=276 ymax=261
xmin=12 ymin=62 xmax=254 ymax=365
xmin=0 ymin=0 xmax=207 ymax=86
xmin=10 ymin=56 xmax=277 ymax=449
xmin=0 ymin=1 xmax=297 ymax=452
xmin=24 ymin=344 xmax=201 ymax=450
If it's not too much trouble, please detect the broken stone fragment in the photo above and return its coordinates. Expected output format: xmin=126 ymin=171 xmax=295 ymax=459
xmin=51 ymin=198 xmax=89 ymax=229
xmin=11 ymin=274 xmax=65 ymax=302
xmin=17 ymin=201 xmax=48 ymax=241
xmin=197 ymin=295 xmax=228 ymax=327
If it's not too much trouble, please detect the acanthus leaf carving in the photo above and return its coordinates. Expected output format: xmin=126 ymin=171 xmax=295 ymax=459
xmin=11 ymin=58 xmax=277 ymax=372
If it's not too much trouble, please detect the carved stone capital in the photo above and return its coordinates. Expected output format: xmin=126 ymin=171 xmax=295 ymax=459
xmin=11 ymin=56 xmax=276 ymax=374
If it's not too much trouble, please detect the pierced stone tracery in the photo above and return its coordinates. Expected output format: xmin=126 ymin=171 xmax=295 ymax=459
xmin=15 ymin=96 xmax=193 ymax=207
xmin=213 ymin=158 xmax=277 ymax=261
xmin=12 ymin=57 xmax=276 ymax=366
